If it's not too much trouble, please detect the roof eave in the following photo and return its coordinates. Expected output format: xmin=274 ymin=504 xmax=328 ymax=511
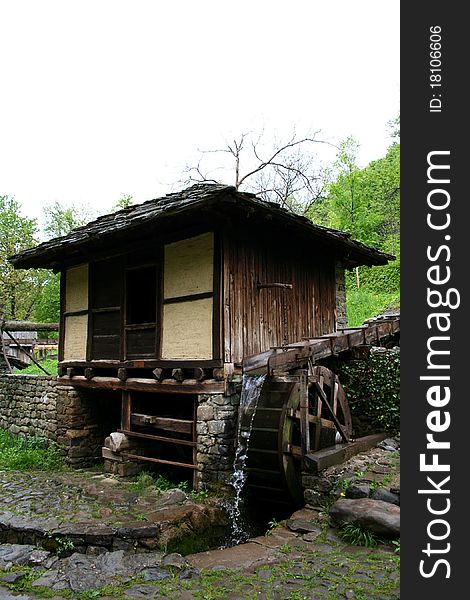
xmin=9 ymin=185 xmax=395 ymax=269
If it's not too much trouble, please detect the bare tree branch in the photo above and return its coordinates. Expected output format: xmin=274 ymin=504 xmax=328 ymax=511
xmin=182 ymin=130 xmax=340 ymax=215
xmin=180 ymin=157 xmax=220 ymax=187
xmin=238 ymin=134 xmax=330 ymax=188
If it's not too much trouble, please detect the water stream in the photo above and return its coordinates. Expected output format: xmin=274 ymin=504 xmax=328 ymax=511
xmin=226 ymin=372 xmax=267 ymax=544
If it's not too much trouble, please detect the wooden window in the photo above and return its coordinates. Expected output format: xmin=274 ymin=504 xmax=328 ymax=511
xmin=124 ymin=265 xmax=158 ymax=359
xmin=126 ymin=266 xmax=157 ymax=324
xmin=90 ymin=258 xmax=122 ymax=360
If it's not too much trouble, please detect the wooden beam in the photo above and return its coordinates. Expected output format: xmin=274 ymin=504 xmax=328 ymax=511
xmin=242 ymin=350 xmax=274 ymax=374
xmin=1 ymin=320 xmax=59 ymax=332
xmin=131 ymin=413 xmax=193 ymax=434
xmin=58 ymin=375 xmax=225 ymax=394
xmin=314 ymin=382 xmax=349 ymax=443
xmin=123 ymin=453 xmax=198 ymax=470
xmin=118 ymin=429 xmax=196 ymax=447
xmin=242 ymin=317 xmax=400 ymax=374
xmin=304 ymin=433 xmax=389 ymax=473
xmin=299 ymin=371 xmax=309 ymax=465
xmin=288 ymin=410 xmax=337 ymax=429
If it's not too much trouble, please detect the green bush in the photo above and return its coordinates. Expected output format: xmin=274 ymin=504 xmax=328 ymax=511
xmin=346 ymin=260 xmax=400 ymax=295
xmin=346 ymin=287 xmax=397 ymax=327
xmin=345 ymin=259 xmax=400 ymax=327
xmin=338 ymin=350 xmax=400 ymax=435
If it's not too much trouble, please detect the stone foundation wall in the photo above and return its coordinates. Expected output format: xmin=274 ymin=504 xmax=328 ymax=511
xmin=195 ymin=392 xmax=239 ymax=487
xmin=0 ymin=374 xmax=239 ymax=484
xmin=0 ymin=375 xmax=57 ymax=440
xmin=0 ymin=374 xmax=120 ymax=467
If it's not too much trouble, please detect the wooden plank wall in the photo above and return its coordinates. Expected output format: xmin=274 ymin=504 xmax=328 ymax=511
xmin=223 ymin=231 xmax=337 ymax=365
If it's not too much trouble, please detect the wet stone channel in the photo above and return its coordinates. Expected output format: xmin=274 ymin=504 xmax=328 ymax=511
xmin=0 ymin=469 xmax=230 ymax=555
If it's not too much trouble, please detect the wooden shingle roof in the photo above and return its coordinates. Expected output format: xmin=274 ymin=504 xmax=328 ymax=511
xmin=10 ymin=183 xmax=394 ymax=270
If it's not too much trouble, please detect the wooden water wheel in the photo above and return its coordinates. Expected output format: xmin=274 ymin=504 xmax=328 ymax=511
xmin=244 ymin=365 xmax=352 ymax=508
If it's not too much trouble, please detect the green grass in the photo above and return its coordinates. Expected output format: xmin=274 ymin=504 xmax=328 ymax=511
xmin=339 ymin=522 xmax=382 ymax=548
xmin=346 ymin=286 xmax=398 ymax=327
xmin=130 ymin=470 xmax=209 ymax=502
xmin=0 ymin=428 xmax=65 ymax=471
xmin=14 ymin=358 xmax=58 ymax=376
xmin=2 ymin=547 xmax=400 ymax=599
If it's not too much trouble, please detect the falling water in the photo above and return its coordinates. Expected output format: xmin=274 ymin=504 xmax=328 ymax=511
xmin=226 ymin=372 xmax=266 ymax=544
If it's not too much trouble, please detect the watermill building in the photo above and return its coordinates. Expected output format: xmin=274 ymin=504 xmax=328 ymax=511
xmin=10 ymin=183 xmax=398 ymax=506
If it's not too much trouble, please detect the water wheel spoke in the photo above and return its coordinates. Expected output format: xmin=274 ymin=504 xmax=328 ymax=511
xmin=313 ymin=381 xmax=349 ymax=443
xmin=332 ymin=378 xmax=339 ymax=414
xmin=243 ymin=365 xmax=352 ymax=509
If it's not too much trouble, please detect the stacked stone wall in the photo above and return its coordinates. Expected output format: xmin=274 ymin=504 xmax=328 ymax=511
xmin=0 ymin=374 xmax=238 ymax=483
xmin=195 ymin=392 xmax=239 ymax=487
xmin=0 ymin=374 xmax=120 ymax=467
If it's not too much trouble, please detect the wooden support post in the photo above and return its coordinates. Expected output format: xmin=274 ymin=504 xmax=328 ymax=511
xmin=121 ymin=390 xmax=131 ymax=431
xmin=192 ymin=397 xmax=198 ymax=489
xmin=66 ymin=367 xmax=77 ymax=378
xmin=299 ymin=370 xmax=309 ymax=468
xmin=331 ymin=374 xmax=338 ymax=415
xmin=313 ymin=383 xmax=322 ymax=452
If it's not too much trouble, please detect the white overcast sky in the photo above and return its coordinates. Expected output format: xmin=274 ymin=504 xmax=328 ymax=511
xmin=1 ymin=0 xmax=400 ymax=226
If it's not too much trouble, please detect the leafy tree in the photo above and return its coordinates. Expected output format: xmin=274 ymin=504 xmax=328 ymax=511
xmin=42 ymin=201 xmax=94 ymax=239
xmin=308 ymin=121 xmax=400 ymax=312
xmin=362 ymin=142 xmax=400 ymax=254
xmin=309 ymin=137 xmax=381 ymax=247
xmin=0 ymin=195 xmax=40 ymax=320
xmin=33 ymin=270 xmax=61 ymax=323
xmin=387 ymin=114 xmax=400 ymax=141
xmin=32 ymin=202 xmax=94 ymax=323
xmin=112 ymin=194 xmax=134 ymax=211
xmin=309 ymin=133 xmax=400 ymax=254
